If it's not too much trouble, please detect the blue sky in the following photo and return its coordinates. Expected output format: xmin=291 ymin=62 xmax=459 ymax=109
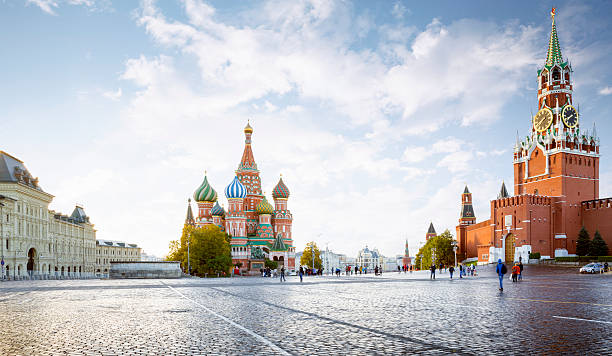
xmin=1 ymin=0 xmax=611 ymax=258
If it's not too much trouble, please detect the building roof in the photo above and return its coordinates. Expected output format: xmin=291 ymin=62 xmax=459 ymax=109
xmin=270 ymin=234 xmax=288 ymax=251
xmin=238 ymin=122 xmax=258 ymax=172
xmin=70 ymin=205 xmax=90 ymax=223
xmin=498 ymin=181 xmax=510 ymax=199
xmin=427 ymin=222 xmax=436 ymax=235
xmin=272 ymin=176 xmax=290 ymax=199
xmin=193 ymin=174 xmax=218 ymax=202
xmin=545 ymin=8 xmax=565 ymax=68
xmin=460 ymin=203 xmax=475 ymax=219
xmin=463 ymin=185 xmax=470 ymax=194
xmin=210 ymin=201 xmax=225 ymax=216
xmin=185 ymin=199 xmax=195 ymax=225
xmin=255 ymin=195 xmax=274 ymax=215
xmin=96 ymin=239 xmax=139 ymax=248
xmin=225 ymin=176 xmax=247 ymax=199
xmin=0 ymin=151 xmax=44 ymax=192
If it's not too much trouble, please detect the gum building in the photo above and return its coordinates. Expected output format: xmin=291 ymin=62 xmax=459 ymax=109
xmin=457 ymin=9 xmax=611 ymax=264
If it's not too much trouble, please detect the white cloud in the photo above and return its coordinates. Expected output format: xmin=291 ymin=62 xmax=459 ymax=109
xmin=103 ymin=88 xmax=122 ymax=101
xmin=391 ymin=2 xmax=408 ymax=19
xmin=599 ymin=86 xmax=612 ymax=95
xmin=402 ymin=146 xmax=431 ymax=163
xmin=26 ymin=0 xmax=58 ymax=15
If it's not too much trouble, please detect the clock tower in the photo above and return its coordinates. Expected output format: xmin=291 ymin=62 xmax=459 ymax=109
xmin=513 ymin=7 xmax=600 ymax=244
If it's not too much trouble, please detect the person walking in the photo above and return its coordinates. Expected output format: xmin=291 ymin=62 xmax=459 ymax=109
xmin=518 ymin=261 xmax=524 ymax=281
xmin=459 ymin=264 xmax=463 ymax=279
xmin=439 ymin=263 xmax=443 ymax=274
xmin=449 ymin=265 xmax=454 ymax=279
xmin=280 ymin=266 xmax=286 ymax=282
xmin=299 ymin=266 xmax=304 ymax=283
xmin=430 ymin=264 xmax=436 ymax=280
xmin=511 ymin=263 xmax=520 ymax=282
xmin=496 ymin=259 xmax=507 ymax=291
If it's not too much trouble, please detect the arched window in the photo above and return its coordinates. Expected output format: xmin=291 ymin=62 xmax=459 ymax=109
xmin=552 ymin=68 xmax=561 ymax=81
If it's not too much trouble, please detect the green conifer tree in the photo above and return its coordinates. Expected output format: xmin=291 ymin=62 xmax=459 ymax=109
xmin=575 ymin=227 xmax=591 ymax=256
xmin=589 ymin=230 xmax=609 ymax=257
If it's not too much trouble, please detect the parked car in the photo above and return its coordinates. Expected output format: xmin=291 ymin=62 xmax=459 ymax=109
xmin=579 ymin=263 xmax=604 ymax=274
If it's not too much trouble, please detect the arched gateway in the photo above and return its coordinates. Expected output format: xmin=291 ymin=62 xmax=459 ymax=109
xmin=27 ymin=248 xmax=37 ymax=275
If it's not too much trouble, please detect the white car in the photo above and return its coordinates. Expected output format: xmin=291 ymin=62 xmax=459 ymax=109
xmin=580 ymin=263 xmax=604 ymax=274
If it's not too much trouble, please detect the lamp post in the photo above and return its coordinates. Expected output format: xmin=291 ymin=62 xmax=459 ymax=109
xmin=453 ymin=242 xmax=458 ymax=267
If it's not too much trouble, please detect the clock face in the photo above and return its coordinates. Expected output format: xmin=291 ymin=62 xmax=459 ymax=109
xmin=533 ymin=108 xmax=553 ymax=132
xmin=562 ymin=105 xmax=579 ymax=128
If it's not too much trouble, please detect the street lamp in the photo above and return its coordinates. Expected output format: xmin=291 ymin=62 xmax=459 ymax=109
xmin=452 ymin=242 xmax=458 ymax=267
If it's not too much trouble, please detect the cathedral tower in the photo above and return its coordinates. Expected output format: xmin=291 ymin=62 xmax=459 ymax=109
xmin=272 ymin=176 xmax=293 ymax=246
xmin=236 ymin=121 xmax=263 ymax=236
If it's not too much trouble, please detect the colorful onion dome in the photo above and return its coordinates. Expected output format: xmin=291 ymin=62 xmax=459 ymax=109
xmin=256 ymin=196 xmax=274 ymax=215
xmin=272 ymin=176 xmax=290 ymax=199
xmin=210 ymin=201 xmax=225 ymax=216
xmin=193 ymin=174 xmax=217 ymax=202
xmin=225 ymin=176 xmax=247 ymax=199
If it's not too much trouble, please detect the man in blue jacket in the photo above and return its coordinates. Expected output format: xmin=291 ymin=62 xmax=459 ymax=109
xmin=496 ymin=259 xmax=506 ymax=291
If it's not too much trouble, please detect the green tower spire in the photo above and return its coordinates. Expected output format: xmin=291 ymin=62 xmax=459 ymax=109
xmin=546 ymin=8 xmax=563 ymax=67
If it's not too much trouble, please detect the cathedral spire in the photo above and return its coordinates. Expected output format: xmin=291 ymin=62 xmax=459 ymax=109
xmin=546 ymin=8 xmax=564 ymax=67
xmin=185 ymin=198 xmax=195 ymax=226
xmin=237 ymin=120 xmax=258 ymax=172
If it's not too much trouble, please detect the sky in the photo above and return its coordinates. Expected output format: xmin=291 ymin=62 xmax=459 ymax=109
xmin=1 ymin=0 xmax=612 ymax=259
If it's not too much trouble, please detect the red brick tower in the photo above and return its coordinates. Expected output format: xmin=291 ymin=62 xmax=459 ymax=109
xmin=402 ymin=239 xmax=411 ymax=266
xmin=513 ymin=8 xmax=600 ymax=252
xmin=456 ymin=185 xmax=476 ymax=260
xmin=236 ymin=121 xmax=263 ymax=236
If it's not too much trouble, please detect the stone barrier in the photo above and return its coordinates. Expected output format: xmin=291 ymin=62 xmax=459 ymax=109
xmin=109 ymin=261 xmax=182 ymax=279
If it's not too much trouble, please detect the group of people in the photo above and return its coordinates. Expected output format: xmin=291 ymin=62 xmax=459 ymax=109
xmin=429 ymin=263 xmax=477 ymax=280
xmin=496 ymin=259 xmax=525 ymax=290
xmin=398 ymin=265 xmax=414 ymax=273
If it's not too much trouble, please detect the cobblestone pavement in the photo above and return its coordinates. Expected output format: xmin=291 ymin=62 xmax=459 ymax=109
xmin=0 ymin=265 xmax=610 ymax=355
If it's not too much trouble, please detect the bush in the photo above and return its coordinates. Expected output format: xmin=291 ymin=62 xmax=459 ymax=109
xmin=555 ymin=257 xmax=579 ymax=262
xmin=529 ymin=252 xmax=541 ymax=259
xmin=597 ymin=256 xmax=612 ymax=262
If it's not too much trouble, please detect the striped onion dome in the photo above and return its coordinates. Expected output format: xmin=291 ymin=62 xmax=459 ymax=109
xmin=210 ymin=202 xmax=225 ymax=216
xmin=225 ymin=176 xmax=247 ymax=199
xmin=272 ymin=177 xmax=290 ymax=199
xmin=193 ymin=175 xmax=217 ymax=202
xmin=255 ymin=196 xmax=274 ymax=215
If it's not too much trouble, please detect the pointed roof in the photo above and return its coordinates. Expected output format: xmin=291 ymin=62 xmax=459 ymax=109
xmin=498 ymin=181 xmax=510 ymax=199
xmin=427 ymin=222 xmax=436 ymax=235
xmin=238 ymin=122 xmax=258 ymax=172
xmin=185 ymin=198 xmax=195 ymax=226
xmin=460 ymin=201 xmax=475 ymax=219
xmin=70 ymin=206 xmax=89 ymax=223
xmin=545 ymin=8 xmax=566 ymax=68
xmin=592 ymin=122 xmax=597 ymax=138
xmin=271 ymin=234 xmax=288 ymax=251
xmin=463 ymin=185 xmax=470 ymax=194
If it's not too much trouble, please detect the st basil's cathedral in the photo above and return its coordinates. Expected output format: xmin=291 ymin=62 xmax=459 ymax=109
xmin=457 ymin=9 xmax=611 ymax=264
xmin=185 ymin=122 xmax=296 ymax=273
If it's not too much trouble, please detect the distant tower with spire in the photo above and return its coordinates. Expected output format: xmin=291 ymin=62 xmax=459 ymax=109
xmin=184 ymin=198 xmax=195 ymax=226
xmin=402 ymin=239 xmax=411 ymax=267
xmin=425 ymin=222 xmax=436 ymax=241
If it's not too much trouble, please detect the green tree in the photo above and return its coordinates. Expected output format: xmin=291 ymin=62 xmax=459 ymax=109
xmin=589 ymin=230 xmax=609 ymax=256
xmin=576 ymin=227 xmax=591 ymax=256
xmin=414 ymin=229 xmax=456 ymax=269
xmin=166 ymin=224 xmax=232 ymax=276
xmin=300 ymin=241 xmax=322 ymax=270
xmin=265 ymin=259 xmax=278 ymax=270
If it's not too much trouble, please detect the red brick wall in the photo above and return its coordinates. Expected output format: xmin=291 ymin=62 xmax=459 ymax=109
xmin=463 ymin=219 xmax=492 ymax=260
xmin=581 ymin=199 xmax=612 ymax=254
